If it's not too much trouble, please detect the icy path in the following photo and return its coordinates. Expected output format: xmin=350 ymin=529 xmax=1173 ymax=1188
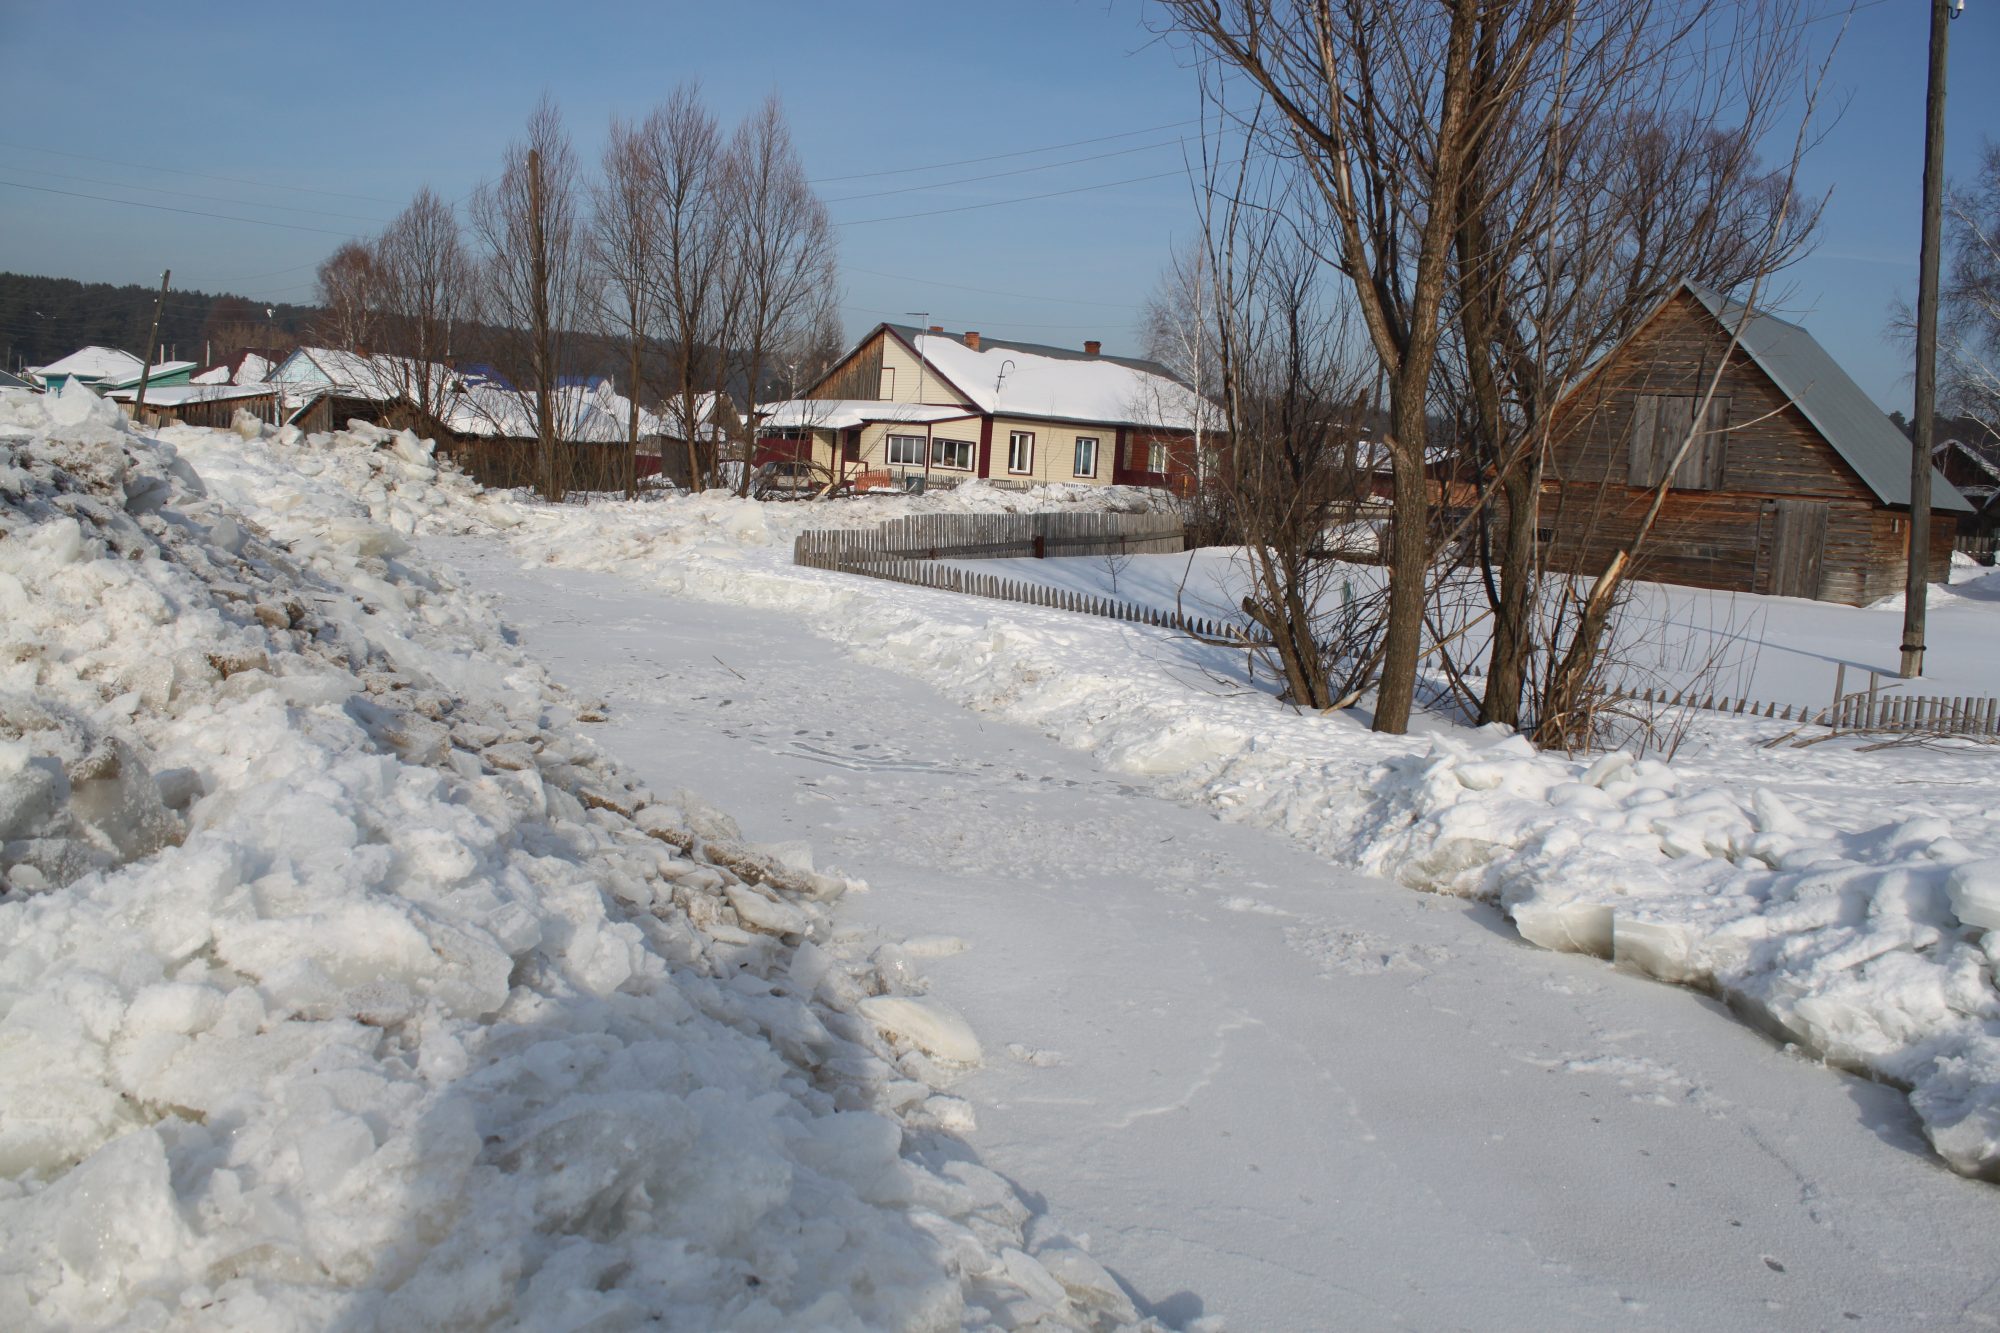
xmin=433 ymin=538 xmax=2000 ymax=1332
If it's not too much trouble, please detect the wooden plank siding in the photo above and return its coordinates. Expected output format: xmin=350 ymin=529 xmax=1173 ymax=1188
xmin=1544 ymin=290 xmax=1954 ymax=604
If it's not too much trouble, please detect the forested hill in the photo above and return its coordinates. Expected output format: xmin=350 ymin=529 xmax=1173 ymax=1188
xmin=1 ymin=272 xmax=318 ymax=375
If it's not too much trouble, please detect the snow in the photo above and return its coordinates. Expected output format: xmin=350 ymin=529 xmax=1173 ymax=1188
xmin=758 ymin=399 xmax=979 ymax=431
xmin=900 ymin=332 xmax=1206 ymax=432
xmin=0 ymin=386 xmax=1136 ymax=1330
xmin=12 ymin=390 xmax=2000 ymax=1326
xmin=430 ymin=485 xmax=2000 ymax=1183
xmin=438 ymin=543 xmax=2000 ymax=1328
xmin=28 ymin=345 xmax=144 ymax=384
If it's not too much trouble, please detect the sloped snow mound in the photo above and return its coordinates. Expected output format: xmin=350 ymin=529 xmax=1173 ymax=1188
xmin=0 ymin=398 xmax=1144 ymax=1329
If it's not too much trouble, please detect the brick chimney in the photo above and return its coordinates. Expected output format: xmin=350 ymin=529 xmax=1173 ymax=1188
xmin=1084 ymin=340 xmax=1101 ymax=356
xmin=964 ymin=331 xmax=981 ymax=351
xmin=928 ymin=324 xmax=944 ymax=333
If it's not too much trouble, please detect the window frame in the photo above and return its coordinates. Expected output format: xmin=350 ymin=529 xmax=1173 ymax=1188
xmin=1073 ymin=435 xmax=1099 ymax=479
xmin=930 ymin=436 xmax=976 ymax=470
xmin=1627 ymin=393 xmax=1729 ymax=491
xmin=886 ymin=433 xmax=926 ymax=466
xmin=1146 ymin=441 xmax=1169 ymax=474
xmin=1008 ymin=430 xmax=1035 ymax=475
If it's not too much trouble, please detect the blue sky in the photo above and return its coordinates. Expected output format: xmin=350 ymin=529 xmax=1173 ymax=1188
xmin=0 ymin=0 xmax=1993 ymax=411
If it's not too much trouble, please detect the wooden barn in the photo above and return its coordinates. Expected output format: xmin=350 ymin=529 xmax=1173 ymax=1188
xmin=1543 ymin=282 xmax=1972 ymax=605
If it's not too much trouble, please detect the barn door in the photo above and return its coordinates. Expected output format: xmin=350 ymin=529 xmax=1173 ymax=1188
xmin=1769 ymin=499 xmax=1828 ymax=599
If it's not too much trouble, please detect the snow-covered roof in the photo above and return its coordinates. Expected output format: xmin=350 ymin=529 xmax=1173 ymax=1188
xmin=444 ymin=384 xmax=629 ymax=444
xmin=756 ymin=399 xmax=978 ymax=431
xmin=29 ymin=345 xmax=144 ymax=383
xmin=880 ymin=325 xmax=1208 ymax=431
xmin=106 ymin=382 xmax=276 ymax=406
xmin=277 ymin=347 xmax=464 ymax=405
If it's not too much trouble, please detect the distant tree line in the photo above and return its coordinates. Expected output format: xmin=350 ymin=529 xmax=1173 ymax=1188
xmin=0 ymin=272 xmax=315 ymax=375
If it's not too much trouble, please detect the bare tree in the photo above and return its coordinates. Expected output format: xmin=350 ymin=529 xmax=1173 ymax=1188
xmin=639 ymin=85 xmax=732 ymax=492
xmin=592 ymin=117 xmax=665 ymax=498
xmin=1160 ymin=0 xmax=1494 ymax=735
xmin=721 ymin=95 xmax=839 ymax=496
xmin=312 ymin=241 xmax=381 ymax=352
xmin=469 ymin=97 xmax=593 ymax=501
xmin=1196 ymin=138 xmax=1379 ymax=709
xmin=1143 ymin=237 xmax=1227 ymax=489
xmin=374 ymin=186 xmax=471 ymax=425
xmin=1941 ymin=140 xmax=2000 ymax=435
xmin=1442 ymin=4 xmax=1815 ymax=730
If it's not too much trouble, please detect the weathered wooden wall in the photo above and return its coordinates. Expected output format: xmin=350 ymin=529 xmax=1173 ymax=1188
xmin=1544 ymin=291 xmax=1951 ymax=604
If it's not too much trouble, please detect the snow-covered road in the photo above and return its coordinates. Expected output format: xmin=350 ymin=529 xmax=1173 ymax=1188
xmin=436 ymin=537 xmax=2000 ymax=1331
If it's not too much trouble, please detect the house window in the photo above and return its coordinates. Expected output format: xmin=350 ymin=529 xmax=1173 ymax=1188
xmin=887 ymin=434 xmax=925 ymax=466
xmin=1074 ymin=436 xmax=1099 ymax=478
xmin=1627 ymin=393 xmax=1730 ymax=490
xmin=931 ymin=436 xmax=975 ymax=470
xmin=1008 ymin=430 xmax=1035 ymax=474
xmin=1147 ymin=441 xmax=1169 ymax=473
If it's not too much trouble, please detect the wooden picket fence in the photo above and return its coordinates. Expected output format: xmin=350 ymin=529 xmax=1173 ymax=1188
xmin=793 ymin=510 xmax=1184 ymax=571
xmin=1616 ymin=676 xmax=2000 ymax=739
xmin=1957 ymin=533 xmax=1997 ymax=564
xmin=792 ymin=511 xmax=1272 ymax=642
xmin=838 ymin=556 xmax=1267 ymax=641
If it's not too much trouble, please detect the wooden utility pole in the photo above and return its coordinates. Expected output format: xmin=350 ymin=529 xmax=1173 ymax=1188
xmin=132 ymin=268 xmax=171 ymax=422
xmin=1902 ymin=0 xmax=1955 ymax=679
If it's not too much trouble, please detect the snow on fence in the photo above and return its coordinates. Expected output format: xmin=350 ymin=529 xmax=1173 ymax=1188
xmin=793 ymin=510 xmax=1185 ymax=570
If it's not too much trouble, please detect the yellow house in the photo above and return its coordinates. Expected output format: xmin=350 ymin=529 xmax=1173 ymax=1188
xmin=756 ymin=324 xmax=1213 ymax=490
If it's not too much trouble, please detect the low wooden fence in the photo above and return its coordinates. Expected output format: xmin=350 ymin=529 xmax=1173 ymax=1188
xmin=1618 ymin=676 xmax=2000 ymax=740
xmin=1957 ymin=533 xmax=1997 ymax=564
xmin=793 ymin=511 xmax=1184 ymax=571
xmin=844 ymin=557 xmax=1265 ymax=641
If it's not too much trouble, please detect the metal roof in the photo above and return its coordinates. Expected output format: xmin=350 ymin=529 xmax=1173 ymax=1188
xmin=1683 ymin=282 xmax=1971 ymax=513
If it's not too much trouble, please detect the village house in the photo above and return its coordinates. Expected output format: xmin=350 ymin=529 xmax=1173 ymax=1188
xmin=28 ymin=345 xmax=197 ymax=394
xmin=1932 ymin=428 xmax=2000 ymax=540
xmin=756 ymin=324 xmax=1214 ymax=492
xmin=1542 ymin=281 xmax=1972 ymax=605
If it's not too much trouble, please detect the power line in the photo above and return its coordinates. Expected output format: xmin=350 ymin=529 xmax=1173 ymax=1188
xmin=832 ymin=168 xmax=1187 ymax=227
xmin=824 ymin=136 xmax=1197 ymax=204
xmin=0 ymin=142 xmax=400 ymax=205
xmin=809 ymin=118 xmax=1203 ymax=184
xmin=0 ymin=161 xmax=390 ymax=225
xmin=846 ymin=264 xmax=1142 ymax=311
xmin=0 ymin=179 xmax=361 ymax=237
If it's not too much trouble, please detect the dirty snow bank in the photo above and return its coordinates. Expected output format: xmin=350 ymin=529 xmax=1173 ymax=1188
xmin=0 ymin=393 xmax=1145 ymax=1331
xmin=451 ymin=483 xmax=2000 ymax=1183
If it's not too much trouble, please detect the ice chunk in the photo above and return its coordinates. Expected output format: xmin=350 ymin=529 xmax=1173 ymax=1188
xmin=1946 ymin=861 xmax=2000 ymax=931
xmin=858 ymin=996 xmax=983 ymax=1063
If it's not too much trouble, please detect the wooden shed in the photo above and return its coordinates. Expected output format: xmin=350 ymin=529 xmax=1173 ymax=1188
xmin=1543 ymin=282 xmax=1972 ymax=605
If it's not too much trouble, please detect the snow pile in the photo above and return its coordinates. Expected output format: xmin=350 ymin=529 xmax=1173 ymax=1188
xmin=0 ymin=392 xmax=1148 ymax=1330
xmin=1348 ymin=732 xmax=2000 ymax=1178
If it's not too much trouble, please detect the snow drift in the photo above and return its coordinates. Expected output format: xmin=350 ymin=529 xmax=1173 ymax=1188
xmin=0 ymin=391 xmax=1144 ymax=1331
